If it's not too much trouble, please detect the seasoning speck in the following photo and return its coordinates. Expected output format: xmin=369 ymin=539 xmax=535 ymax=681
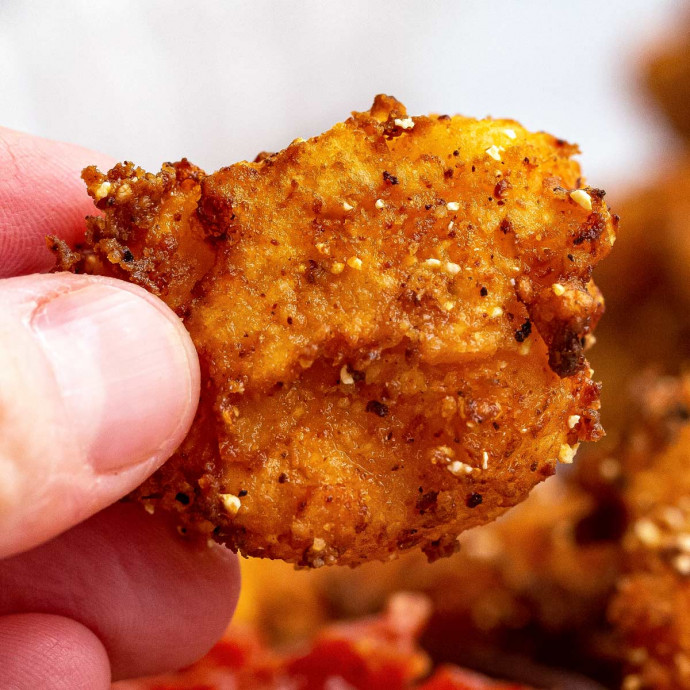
xmin=485 ymin=145 xmax=504 ymax=161
xmin=220 ymin=493 xmax=241 ymax=515
xmin=93 ymin=181 xmax=111 ymax=200
xmin=570 ymin=189 xmax=592 ymax=211
xmin=447 ymin=461 xmax=475 ymax=476
xmin=312 ymin=537 xmax=327 ymax=552
xmin=394 ymin=117 xmax=415 ymax=130
xmin=558 ymin=443 xmax=578 ymax=464
xmin=340 ymin=365 xmax=355 ymax=385
xmin=375 ymin=198 xmax=385 ymax=209
xmin=466 ymin=492 xmax=483 ymax=508
xmin=514 ymin=320 xmax=532 ymax=342
xmin=446 ymin=201 xmax=460 ymax=211
xmin=366 ymin=400 xmax=389 ymax=417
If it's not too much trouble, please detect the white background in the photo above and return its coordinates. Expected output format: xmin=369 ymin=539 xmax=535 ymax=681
xmin=0 ymin=1 xmax=685 ymax=191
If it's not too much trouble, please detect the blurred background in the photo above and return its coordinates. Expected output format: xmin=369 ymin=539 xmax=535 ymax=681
xmin=6 ymin=2 xmax=690 ymax=689
xmin=0 ymin=0 xmax=683 ymax=187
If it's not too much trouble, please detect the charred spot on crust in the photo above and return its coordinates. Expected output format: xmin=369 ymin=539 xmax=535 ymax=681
xmin=494 ymin=178 xmax=511 ymax=199
xmin=397 ymin=528 xmax=422 ymax=550
xmin=122 ymin=248 xmax=134 ymax=263
xmin=525 ymin=281 xmax=604 ymax=378
xmin=47 ymin=235 xmax=82 ymax=271
xmin=466 ymin=493 xmax=483 ymax=508
xmin=383 ymin=171 xmax=399 ymax=185
xmin=416 ymin=491 xmax=439 ymax=515
xmin=422 ymin=534 xmax=460 ymax=562
xmin=548 ymin=328 xmax=586 ymax=378
xmin=366 ymin=400 xmax=389 ymax=417
xmin=197 ymin=177 xmax=236 ymax=238
xmin=253 ymin=151 xmax=276 ymax=163
xmin=515 ymin=320 xmax=532 ymax=343
xmin=175 ymin=492 xmax=190 ymax=505
xmin=573 ymin=212 xmax=606 ymax=246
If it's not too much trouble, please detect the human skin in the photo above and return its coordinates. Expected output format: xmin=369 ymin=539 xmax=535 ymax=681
xmin=0 ymin=127 xmax=240 ymax=687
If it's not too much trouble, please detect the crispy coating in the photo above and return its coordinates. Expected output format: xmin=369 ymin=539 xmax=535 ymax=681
xmin=236 ymin=477 xmax=622 ymax=684
xmin=587 ymin=158 xmax=690 ymax=440
xmin=602 ymin=375 xmax=690 ymax=690
xmin=235 ymin=374 xmax=690 ymax=687
xmin=57 ymin=96 xmax=616 ymax=566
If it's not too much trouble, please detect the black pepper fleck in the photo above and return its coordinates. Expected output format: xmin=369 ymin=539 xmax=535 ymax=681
xmin=466 ymin=493 xmax=483 ymax=508
xmin=515 ymin=319 xmax=532 ymax=343
xmin=366 ymin=400 xmax=389 ymax=417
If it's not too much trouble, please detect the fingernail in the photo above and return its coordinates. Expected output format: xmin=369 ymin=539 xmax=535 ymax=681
xmin=32 ymin=283 xmax=198 ymax=473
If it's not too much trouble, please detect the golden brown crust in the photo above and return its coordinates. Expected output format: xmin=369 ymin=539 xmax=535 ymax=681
xmin=603 ymin=376 xmax=690 ymax=689
xmin=60 ymin=96 xmax=616 ymax=566
xmin=587 ymin=158 xmax=690 ymax=440
xmin=237 ymin=477 xmax=622 ymax=674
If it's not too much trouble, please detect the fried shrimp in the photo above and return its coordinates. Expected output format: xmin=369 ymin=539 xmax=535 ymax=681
xmin=645 ymin=10 xmax=690 ymax=141
xmin=53 ymin=96 xmax=616 ymax=566
xmin=602 ymin=375 xmax=690 ymax=690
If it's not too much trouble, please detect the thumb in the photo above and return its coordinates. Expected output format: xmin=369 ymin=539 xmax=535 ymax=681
xmin=0 ymin=272 xmax=200 ymax=558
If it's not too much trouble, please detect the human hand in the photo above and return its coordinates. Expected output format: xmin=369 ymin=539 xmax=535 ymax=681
xmin=0 ymin=128 xmax=240 ymax=688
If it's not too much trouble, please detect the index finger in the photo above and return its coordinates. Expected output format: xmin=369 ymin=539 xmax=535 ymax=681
xmin=0 ymin=127 xmax=115 ymax=277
